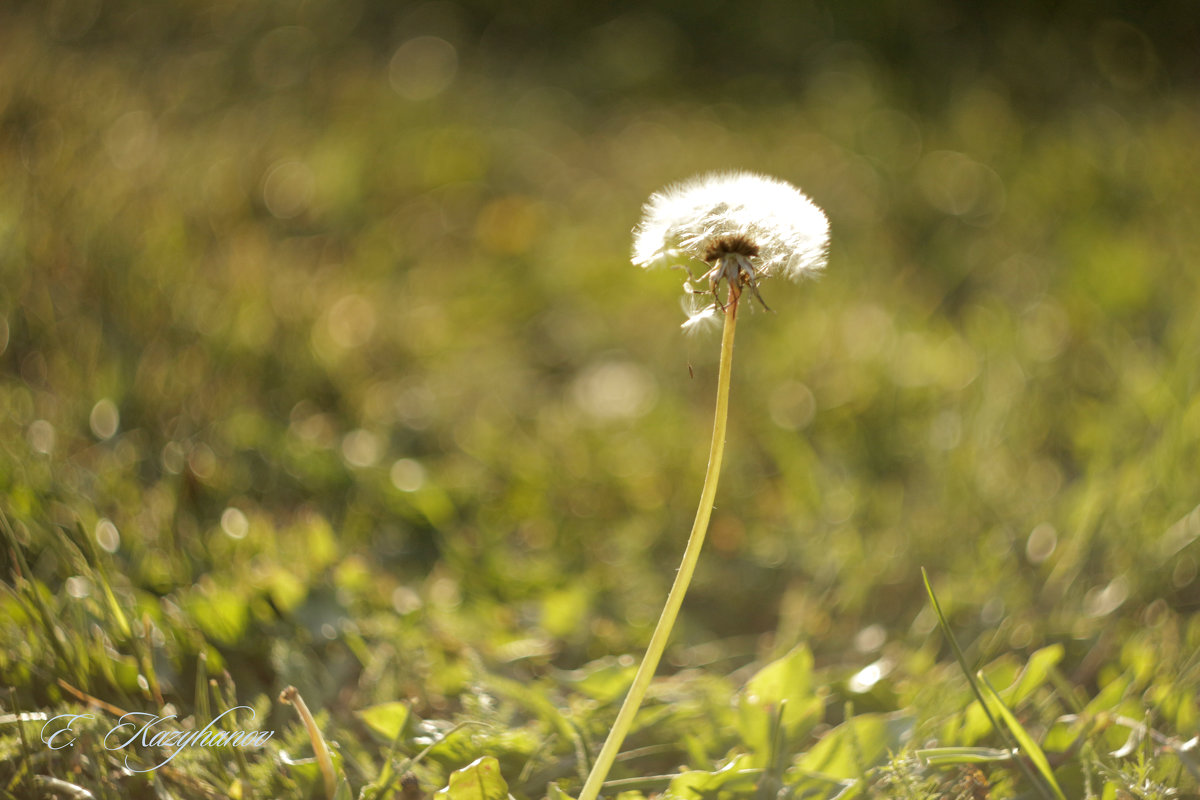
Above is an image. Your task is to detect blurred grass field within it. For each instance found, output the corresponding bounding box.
[2,1,1200,797]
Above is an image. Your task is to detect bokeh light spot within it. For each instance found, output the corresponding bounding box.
[389,36,458,101]
[326,294,377,349]
[1171,555,1196,589]
[89,398,120,440]
[1092,20,1157,90]
[392,585,422,614]
[1026,523,1058,564]
[980,597,1005,626]
[916,150,1006,223]
[28,420,55,454]
[1083,575,1129,618]
[769,381,816,430]
[854,623,886,653]
[65,576,91,599]
[390,458,427,492]
[221,507,250,539]
[342,429,382,468]
[96,519,121,553]
[263,160,315,219]
[162,441,187,474]
[848,658,892,693]
[571,361,657,421]
[188,444,218,481]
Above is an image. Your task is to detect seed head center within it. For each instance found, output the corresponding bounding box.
[703,234,760,263]
[696,237,771,312]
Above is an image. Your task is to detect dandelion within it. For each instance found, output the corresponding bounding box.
[578,173,828,800]
[633,171,829,325]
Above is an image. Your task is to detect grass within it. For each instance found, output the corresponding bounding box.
[2,3,1200,798]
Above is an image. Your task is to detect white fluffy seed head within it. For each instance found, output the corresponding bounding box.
[632,171,830,282]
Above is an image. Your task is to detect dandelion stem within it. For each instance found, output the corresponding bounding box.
[578,288,741,800]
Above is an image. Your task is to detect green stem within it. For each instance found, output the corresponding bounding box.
[578,294,740,800]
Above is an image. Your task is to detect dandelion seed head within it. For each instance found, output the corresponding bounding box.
[632,171,829,283]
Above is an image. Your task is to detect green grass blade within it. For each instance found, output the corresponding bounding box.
[915,746,1016,766]
[921,568,1056,800]
[978,675,1067,800]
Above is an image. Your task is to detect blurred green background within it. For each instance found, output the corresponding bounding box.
[2,0,1199,768]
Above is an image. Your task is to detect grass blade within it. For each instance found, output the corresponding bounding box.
[921,568,1056,800]
[978,675,1067,800]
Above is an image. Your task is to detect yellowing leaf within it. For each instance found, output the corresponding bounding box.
[355,701,410,741]
[434,756,508,800]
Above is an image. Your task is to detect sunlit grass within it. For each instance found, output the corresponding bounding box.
[2,3,1200,798]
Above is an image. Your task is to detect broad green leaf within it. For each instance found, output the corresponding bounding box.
[302,514,339,571]
[410,486,456,528]
[278,753,322,788]
[541,585,590,637]
[423,725,482,768]
[957,698,994,746]
[356,701,410,741]
[264,565,307,613]
[666,753,757,799]
[791,712,915,780]
[1008,644,1064,706]
[434,756,508,800]
[977,657,1021,698]
[736,646,824,766]
[486,672,578,745]
[557,656,637,703]
[184,583,249,645]
[1083,671,1133,716]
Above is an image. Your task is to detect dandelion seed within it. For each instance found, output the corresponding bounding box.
[632,171,829,325]
[679,299,719,335]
